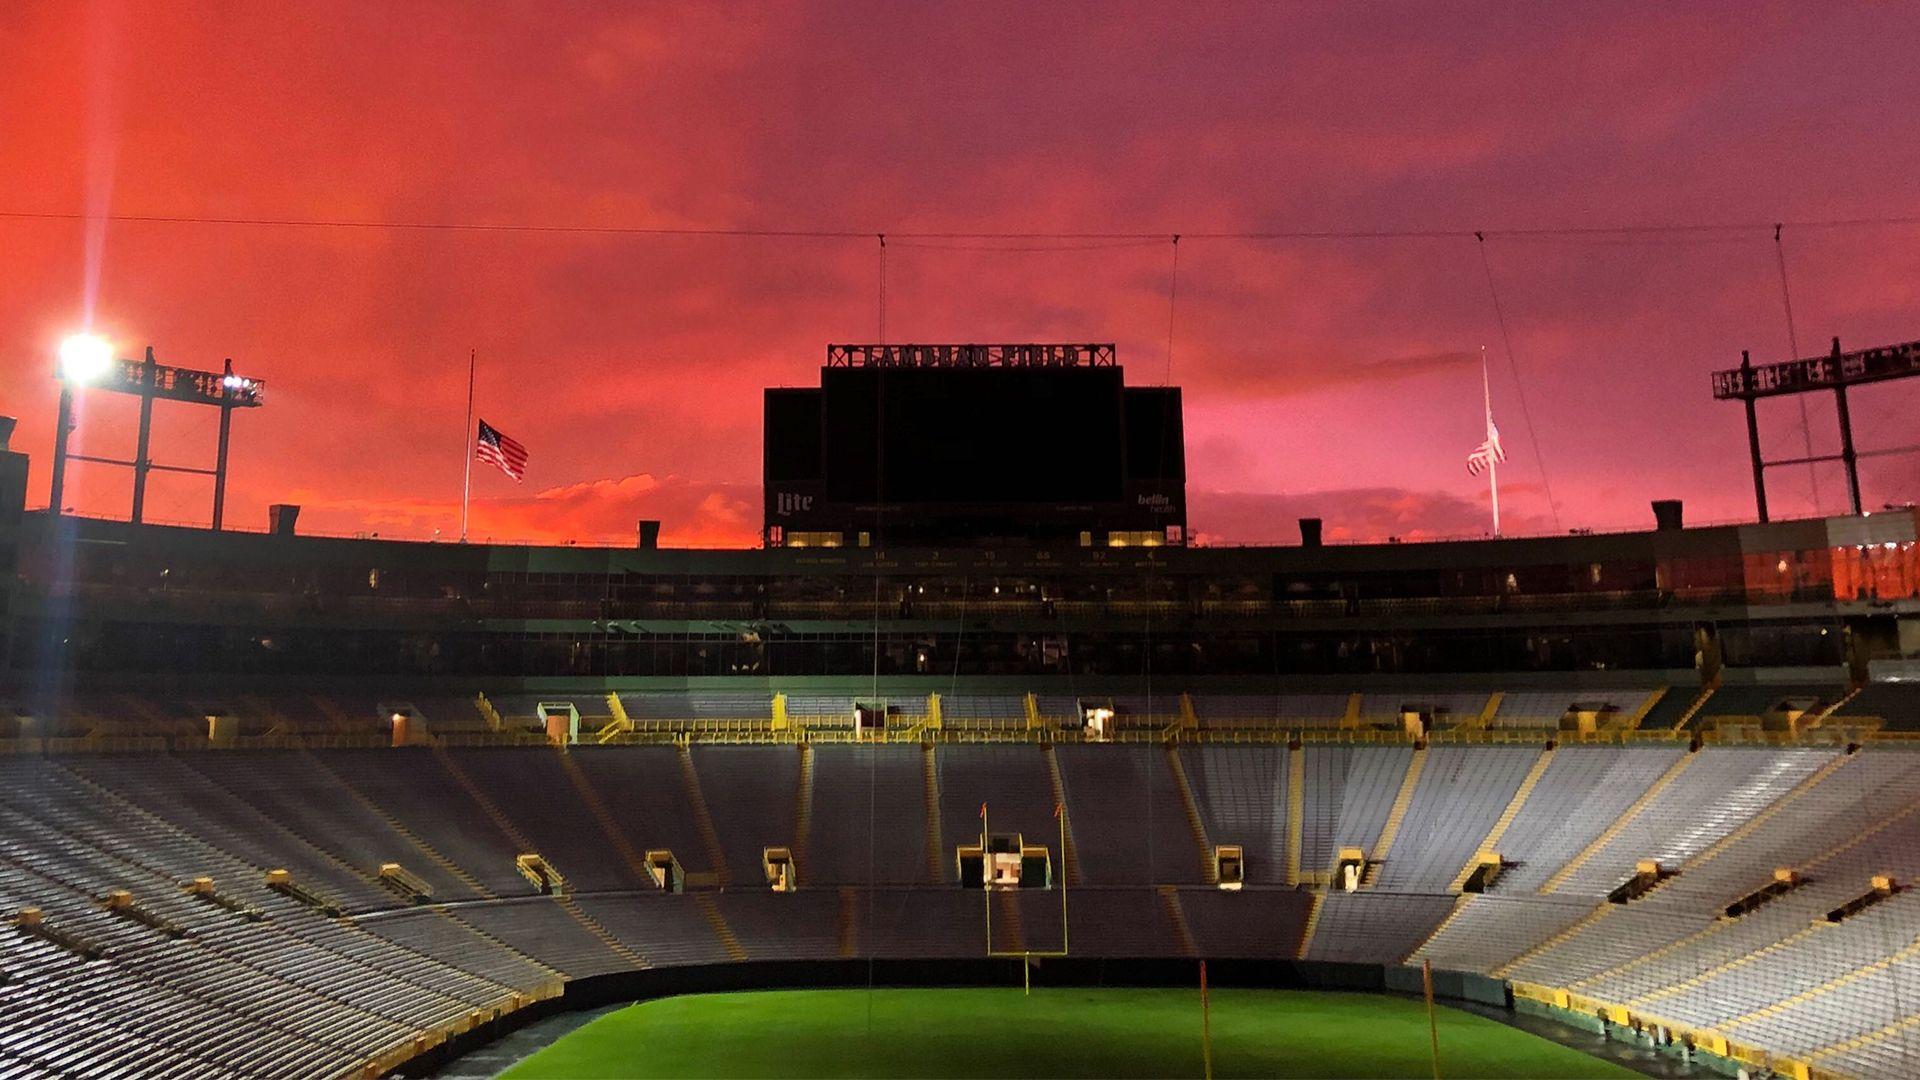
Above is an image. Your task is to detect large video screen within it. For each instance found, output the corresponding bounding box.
[822,367,1125,504]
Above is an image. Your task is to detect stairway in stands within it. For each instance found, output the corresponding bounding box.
[1731,934,1920,1032]
[554,751,652,887]
[1540,749,1697,894]
[1811,684,1866,724]
[1286,744,1304,885]
[693,894,748,962]
[793,745,815,871]
[1630,923,1826,1008]
[1040,745,1081,886]
[1810,958,1920,1068]
[922,745,945,882]
[433,748,646,968]
[1164,746,1216,884]
[557,897,651,967]
[1362,747,1426,886]
[1659,749,1854,892]
[677,746,732,886]
[1670,683,1719,731]
[1491,904,1615,979]
[1606,686,1667,731]
[1448,746,1554,891]
[1295,891,1323,959]
[1156,886,1197,957]
[305,751,495,900]
[1406,894,1476,962]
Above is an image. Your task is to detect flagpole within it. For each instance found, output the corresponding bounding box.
[1483,346,1500,538]
[460,348,476,543]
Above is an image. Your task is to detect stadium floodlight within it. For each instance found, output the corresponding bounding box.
[48,342,265,530]
[58,333,115,384]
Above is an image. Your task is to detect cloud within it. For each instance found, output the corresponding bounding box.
[1189,487,1557,546]
[1189,348,1480,398]
[283,474,759,548]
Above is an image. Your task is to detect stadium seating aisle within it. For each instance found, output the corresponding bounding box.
[1304,892,1458,964]
[446,898,637,980]
[306,748,534,898]
[1372,746,1538,890]
[690,745,801,885]
[1488,745,1687,892]
[1178,744,1289,884]
[1298,745,1414,879]
[804,744,931,884]
[562,747,716,881]
[57,755,395,913]
[436,747,657,893]
[355,907,560,992]
[1052,745,1202,885]
[1543,747,1838,898]
[179,750,492,904]
[0,859,410,1077]
[1410,894,1603,972]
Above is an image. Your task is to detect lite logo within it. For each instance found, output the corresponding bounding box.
[775,493,814,516]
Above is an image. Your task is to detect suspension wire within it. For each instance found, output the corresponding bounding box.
[1145,235,1180,882]
[10,207,1920,240]
[1474,233,1563,532]
[888,238,1164,253]
[1773,224,1824,513]
[866,233,887,1036]
[1164,235,1180,384]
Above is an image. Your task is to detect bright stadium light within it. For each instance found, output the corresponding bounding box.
[58,333,114,384]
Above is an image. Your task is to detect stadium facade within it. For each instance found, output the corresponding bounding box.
[2,349,1920,1080]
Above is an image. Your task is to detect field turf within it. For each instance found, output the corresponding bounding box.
[501,987,1638,1078]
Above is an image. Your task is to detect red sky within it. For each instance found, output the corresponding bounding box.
[3,2,1917,547]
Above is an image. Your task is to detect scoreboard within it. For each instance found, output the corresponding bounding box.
[764,344,1184,547]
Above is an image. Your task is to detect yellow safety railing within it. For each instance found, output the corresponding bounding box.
[1511,979,1816,1080]
[3,714,1918,754]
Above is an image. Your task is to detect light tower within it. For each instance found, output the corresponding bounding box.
[48,335,265,529]
[1713,336,1920,522]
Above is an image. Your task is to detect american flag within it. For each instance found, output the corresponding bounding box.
[1466,417,1505,476]
[474,419,528,481]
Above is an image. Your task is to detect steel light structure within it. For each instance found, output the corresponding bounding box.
[1714,336,1920,521]
[48,341,265,529]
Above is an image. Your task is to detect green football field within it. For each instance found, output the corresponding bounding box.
[500,987,1638,1079]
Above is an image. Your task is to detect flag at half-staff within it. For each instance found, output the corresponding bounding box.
[1465,419,1504,476]
[1466,347,1505,535]
[475,419,528,481]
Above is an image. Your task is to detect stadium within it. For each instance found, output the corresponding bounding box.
[1,335,1918,1080]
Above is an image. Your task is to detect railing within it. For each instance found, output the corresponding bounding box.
[1511,979,1817,1080]
[33,575,1902,629]
[7,716,1920,753]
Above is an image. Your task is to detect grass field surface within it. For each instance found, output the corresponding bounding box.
[502,987,1638,1078]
